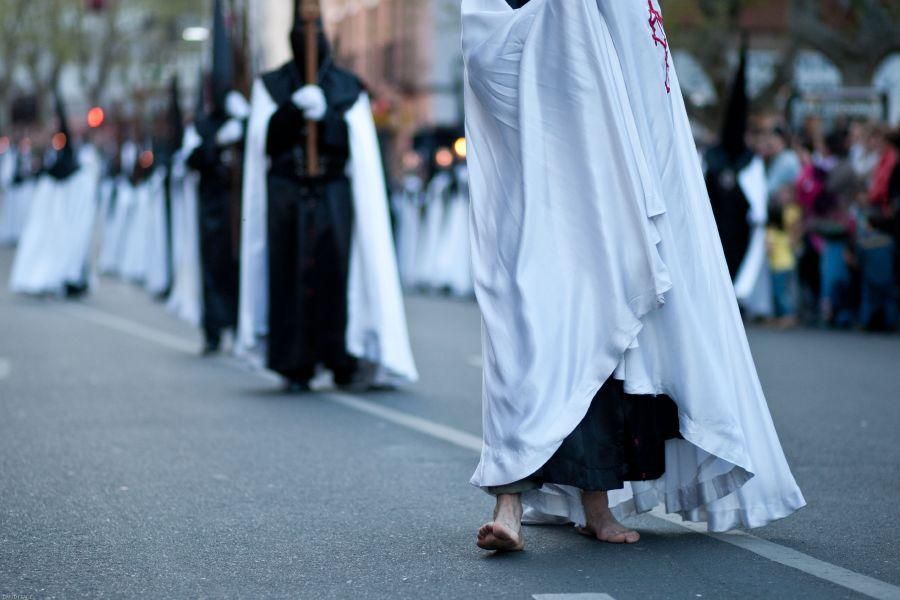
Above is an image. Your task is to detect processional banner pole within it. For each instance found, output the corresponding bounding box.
[300,0,322,176]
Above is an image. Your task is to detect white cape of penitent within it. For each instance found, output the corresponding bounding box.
[415,171,451,290]
[144,167,171,297]
[10,149,100,295]
[392,175,424,289]
[166,135,203,328]
[434,165,474,297]
[0,149,31,246]
[237,79,418,386]
[462,0,805,532]
[733,157,773,319]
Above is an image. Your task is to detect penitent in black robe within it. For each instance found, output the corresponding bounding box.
[261,61,363,385]
[705,147,753,280]
[187,113,240,346]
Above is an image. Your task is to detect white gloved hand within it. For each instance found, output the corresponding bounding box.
[225,91,251,120]
[291,85,327,121]
[215,119,244,146]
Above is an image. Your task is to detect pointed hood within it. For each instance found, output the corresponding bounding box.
[290,0,330,73]
[168,76,185,149]
[47,90,79,180]
[719,38,750,162]
[211,0,233,113]
[194,63,207,121]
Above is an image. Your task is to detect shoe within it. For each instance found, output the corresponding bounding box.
[284,380,311,394]
[201,339,220,356]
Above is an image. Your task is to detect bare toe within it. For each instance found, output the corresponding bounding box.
[476,521,524,552]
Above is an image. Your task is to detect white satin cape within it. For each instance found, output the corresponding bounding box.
[10,148,99,294]
[165,133,203,328]
[734,157,774,318]
[237,80,418,386]
[463,0,805,532]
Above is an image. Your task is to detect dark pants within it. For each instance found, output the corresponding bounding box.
[489,378,680,495]
[859,238,898,330]
[198,187,239,346]
[266,175,357,384]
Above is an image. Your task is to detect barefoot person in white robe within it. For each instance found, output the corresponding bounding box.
[462,0,805,552]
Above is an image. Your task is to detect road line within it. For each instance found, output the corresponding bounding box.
[59,303,198,355]
[0,358,10,380]
[61,303,900,600]
[650,507,900,600]
[327,392,482,452]
[533,595,615,600]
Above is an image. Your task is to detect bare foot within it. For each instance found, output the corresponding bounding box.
[476,493,525,552]
[578,490,640,544]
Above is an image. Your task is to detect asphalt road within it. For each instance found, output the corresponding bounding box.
[1,246,899,600]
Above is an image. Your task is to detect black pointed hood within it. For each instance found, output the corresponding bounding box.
[211,0,233,114]
[194,64,207,120]
[290,1,330,73]
[168,76,185,149]
[719,39,750,163]
[48,90,79,180]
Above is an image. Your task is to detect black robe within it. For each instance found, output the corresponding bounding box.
[261,60,363,385]
[187,113,240,345]
[705,147,754,280]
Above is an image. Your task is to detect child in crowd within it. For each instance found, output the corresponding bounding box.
[766,187,801,328]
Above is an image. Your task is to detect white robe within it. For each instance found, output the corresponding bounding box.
[462,0,804,532]
[165,137,203,328]
[415,171,452,290]
[1,177,35,247]
[391,175,424,289]
[144,167,172,296]
[9,176,60,293]
[733,157,774,318]
[59,146,100,287]
[10,147,100,295]
[119,179,151,283]
[435,165,474,297]
[237,79,418,386]
[0,149,28,246]
[99,143,139,276]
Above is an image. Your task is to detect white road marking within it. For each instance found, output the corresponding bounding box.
[0,358,10,380]
[59,304,198,354]
[650,507,900,600]
[327,392,483,452]
[534,595,615,600]
[60,304,900,600]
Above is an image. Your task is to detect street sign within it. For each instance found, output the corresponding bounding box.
[787,87,888,128]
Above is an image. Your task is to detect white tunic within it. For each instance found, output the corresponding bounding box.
[463,0,805,531]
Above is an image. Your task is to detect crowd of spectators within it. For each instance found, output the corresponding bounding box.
[752,115,899,332]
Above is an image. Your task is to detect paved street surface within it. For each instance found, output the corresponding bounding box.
[1,245,899,600]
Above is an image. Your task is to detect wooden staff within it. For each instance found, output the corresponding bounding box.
[300,0,321,176]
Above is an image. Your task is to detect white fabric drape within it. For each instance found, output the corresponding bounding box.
[0,150,33,246]
[462,0,804,532]
[144,168,172,296]
[9,145,100,294]
[392,176,424,289]
[734,157,773,318]
[166,142,203,328]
